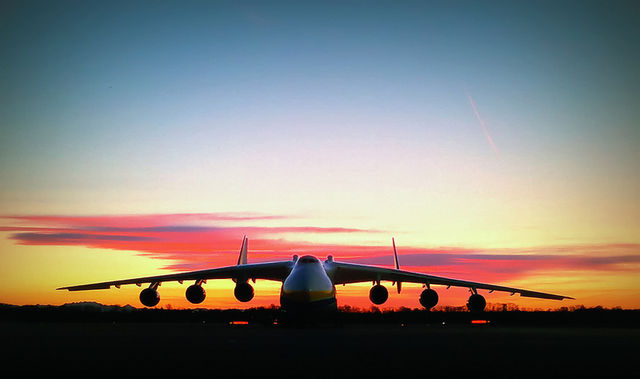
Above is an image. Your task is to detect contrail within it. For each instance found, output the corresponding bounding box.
[466,90,499,155]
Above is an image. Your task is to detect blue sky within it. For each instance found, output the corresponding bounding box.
[1,0,638,243]
[1,0,639,309]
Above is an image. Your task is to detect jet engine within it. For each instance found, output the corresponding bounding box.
[369,284,388,305]
[234,282,254,302]
[467,293,486,312]
[139,288,160,307]
[185,284,206,304]
[419,288,439,309]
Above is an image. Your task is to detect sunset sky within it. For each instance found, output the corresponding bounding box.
[1,1,638,310]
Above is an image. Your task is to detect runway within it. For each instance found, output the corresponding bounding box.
[2,321,636,377]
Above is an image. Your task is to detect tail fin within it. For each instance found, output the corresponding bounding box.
[392,237,400,269]
[237,235,248,265]
[392,237,402,294]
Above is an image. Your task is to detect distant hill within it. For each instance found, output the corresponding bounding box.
[60,301,137,312]
[0,303,637,326]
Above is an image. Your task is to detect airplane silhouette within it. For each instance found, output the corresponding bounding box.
[58,237,573,314]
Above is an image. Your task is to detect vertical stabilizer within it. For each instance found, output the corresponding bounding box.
[237,236,248,265]
[392,237,399,269]
[392,237,402,293]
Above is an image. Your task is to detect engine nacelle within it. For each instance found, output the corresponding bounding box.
[185,284,206,304]
[234,282,254,302]
[467,294,486,312]
[139,288,160,307]
[419,288,439,309]
[369,284,388,305]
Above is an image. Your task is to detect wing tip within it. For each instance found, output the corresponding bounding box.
[520,291,575,300]
[56,284,112,291]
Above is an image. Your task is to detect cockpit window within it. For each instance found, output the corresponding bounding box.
[298,255,319,264]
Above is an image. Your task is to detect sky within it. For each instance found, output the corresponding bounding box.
[1,0,639,310]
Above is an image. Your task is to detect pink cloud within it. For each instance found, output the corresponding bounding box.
[2,213,639,285]
[2,212,289,228]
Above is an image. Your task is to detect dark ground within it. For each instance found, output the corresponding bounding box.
[1,305,637,377]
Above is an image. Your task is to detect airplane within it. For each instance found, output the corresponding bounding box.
[58,236,573,315]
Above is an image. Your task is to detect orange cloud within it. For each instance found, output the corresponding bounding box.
[3,214,638,287]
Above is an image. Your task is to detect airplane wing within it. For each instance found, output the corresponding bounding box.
[57,261,294,291]
[327,261,573,300]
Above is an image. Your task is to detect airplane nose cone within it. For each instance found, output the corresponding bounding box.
[281,264,335,304]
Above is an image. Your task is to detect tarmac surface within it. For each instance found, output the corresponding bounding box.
[1,321,636,377]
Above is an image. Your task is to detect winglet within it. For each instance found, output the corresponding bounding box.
[237,235,248,265]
